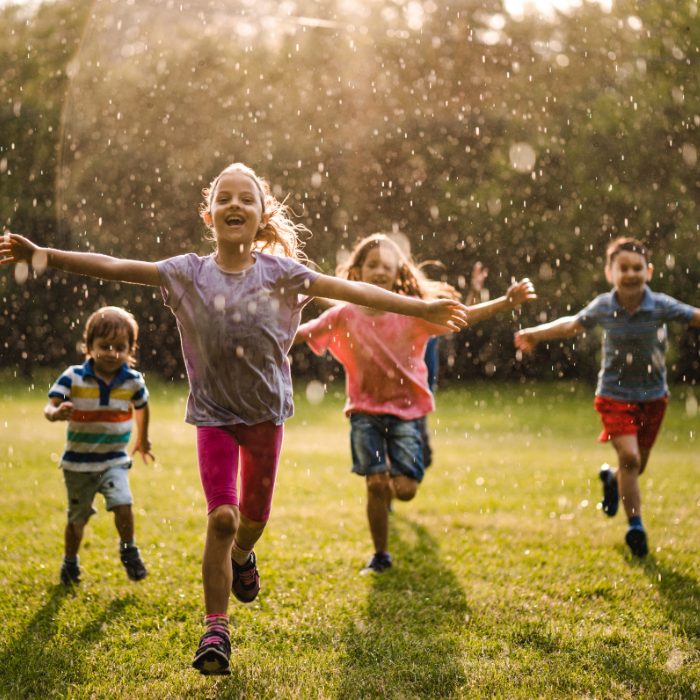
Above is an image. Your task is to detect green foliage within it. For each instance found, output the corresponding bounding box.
[1,380,699,697]
[1,0,699,381]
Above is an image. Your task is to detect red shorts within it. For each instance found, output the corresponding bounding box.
[594,395,667,450]
[196,421,284,521]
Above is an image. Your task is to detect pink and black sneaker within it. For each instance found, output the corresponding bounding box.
[231,551,261,603]
[192,629,231,676]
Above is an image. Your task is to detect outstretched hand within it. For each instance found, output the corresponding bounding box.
[0,233,44,267]
[514,329,539,354]
[506,278,537,307]
[130,437,156,465]
[424,299,469,331]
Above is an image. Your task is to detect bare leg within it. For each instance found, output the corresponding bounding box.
[112,504,135,542]
[64,522,85,559]
[366,473,391,553]
[391,475,419,502]
[611,435,643,519]
[231,513,267,564]
[202,504,239,615]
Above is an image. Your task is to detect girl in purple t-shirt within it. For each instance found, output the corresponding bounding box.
[1,163,470,676]
[295,234,536,575]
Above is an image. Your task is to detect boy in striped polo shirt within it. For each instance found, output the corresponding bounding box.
[45,306,155,585]
[515,238,700,557]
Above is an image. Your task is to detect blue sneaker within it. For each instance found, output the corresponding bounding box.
[599,464,619,517]
[625,525,648,558]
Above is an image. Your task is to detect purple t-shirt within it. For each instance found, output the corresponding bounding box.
[157,252,319,426]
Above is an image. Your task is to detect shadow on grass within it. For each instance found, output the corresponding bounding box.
[638,557,700,640]
[336,515,469,699]
[0,585,139,699]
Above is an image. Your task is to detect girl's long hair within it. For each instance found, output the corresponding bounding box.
[336,233,460,301]
[199,163,308,261]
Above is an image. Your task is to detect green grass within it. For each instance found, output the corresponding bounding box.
[1,375,699,698]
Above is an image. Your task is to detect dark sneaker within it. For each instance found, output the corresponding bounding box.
[60,561,81,586]
[231,551,260,603]
[120,545,148,581]
[599,464,619,517]
[625,525,648,558]
[192,630,231,676]
[359,552,393,575]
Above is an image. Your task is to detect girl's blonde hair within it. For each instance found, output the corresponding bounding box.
[336,233,460,301]
[199,163,308,261]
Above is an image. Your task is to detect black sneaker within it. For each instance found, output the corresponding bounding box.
[359,552,393,575]
[60,561,81,586]
[231,551,260,603]
[625,525,648,558]
[192,630,231,676]
[120,545,148,581]
[599,463,619,517]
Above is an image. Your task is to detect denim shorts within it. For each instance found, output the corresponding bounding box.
[63,465,134,524]
[350,413,425,482]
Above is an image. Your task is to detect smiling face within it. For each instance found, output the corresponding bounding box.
[88,331,132,379]
[205,170,268,252]
[360,242,400,291]
[605,250,653,296]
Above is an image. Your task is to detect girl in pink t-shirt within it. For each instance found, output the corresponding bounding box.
[295,234,536,574]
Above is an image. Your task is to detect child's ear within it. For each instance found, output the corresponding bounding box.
[646,263,654,280]
[604,265,614,284]
[203,211,213,228]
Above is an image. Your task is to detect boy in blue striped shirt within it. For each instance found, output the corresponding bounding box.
[45,306,155,585]
[515,238,700,557]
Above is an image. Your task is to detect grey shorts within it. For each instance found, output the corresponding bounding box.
[63,465,133,524]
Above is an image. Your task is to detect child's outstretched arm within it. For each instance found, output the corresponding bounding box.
[307,275,468,331]
[690,308,700,327]
[0,233,161,287]
[131,404,156,464]
[514,315,585,353]
[462,278,537,325]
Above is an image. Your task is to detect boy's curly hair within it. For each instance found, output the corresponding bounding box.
[336,233,460,301]
[83,307,139,367]
[606,237,650,267]
[199,163,308,261]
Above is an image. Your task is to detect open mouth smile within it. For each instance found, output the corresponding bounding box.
[225,213,245,227]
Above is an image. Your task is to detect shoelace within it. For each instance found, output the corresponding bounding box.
[238,563,257,587]
[201,630,229,648]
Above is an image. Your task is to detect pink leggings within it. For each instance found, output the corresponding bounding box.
[196,422,284,522]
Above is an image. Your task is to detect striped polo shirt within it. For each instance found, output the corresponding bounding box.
[48,360,149,472]
[577,286,695,402]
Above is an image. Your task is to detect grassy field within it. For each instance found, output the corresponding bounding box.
[0,373,699,699]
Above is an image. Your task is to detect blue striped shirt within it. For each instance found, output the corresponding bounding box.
[48,360,149,472]
[577,286,695,401]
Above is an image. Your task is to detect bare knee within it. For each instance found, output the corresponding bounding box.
[618,449,641,473]
[393,477,419,501]
[208,505,239,538]
[366,473,390,499]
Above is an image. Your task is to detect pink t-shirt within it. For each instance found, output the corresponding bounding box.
[298,304,448,420]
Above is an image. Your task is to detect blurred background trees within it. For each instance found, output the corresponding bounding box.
[1,0,699,388]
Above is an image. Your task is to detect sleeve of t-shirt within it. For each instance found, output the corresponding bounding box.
[280,258,321,310]
[48,368,73,401]
[297,305,343,356]
[576,295,605,330]
[156,254,194,313]
[658,293,696,324]
[130,374,150,409]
